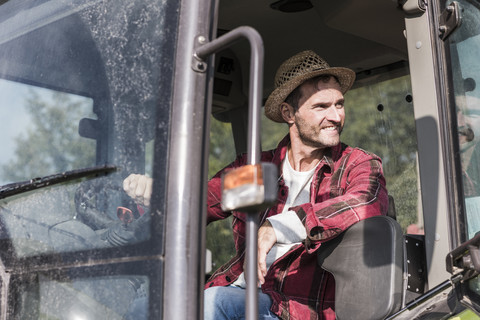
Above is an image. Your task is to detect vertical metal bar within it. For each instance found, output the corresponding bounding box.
[245,213,259,320]
[196,26,264,320]
[163,0,216,319]
[245,29,263,320]
[244,30,264,166]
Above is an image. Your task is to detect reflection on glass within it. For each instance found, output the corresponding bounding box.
[0,0,168,317]
[0,0,166,256]
[0,79,96,186]
[449,0,480,241]
[145,139,155,177]
[447,0,480,304]
[16,275,148,319]
[343,72,420,234]
[0,176,151,257]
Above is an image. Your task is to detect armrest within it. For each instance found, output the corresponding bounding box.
[317,215,404,320]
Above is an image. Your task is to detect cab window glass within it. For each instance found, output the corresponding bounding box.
[448,0,480,241]
[342,69,420,233]
[0,0,176,318]
[446,0,480,301]
[0,79,95,185]
[14,275,149,320]
[0,0,169,257]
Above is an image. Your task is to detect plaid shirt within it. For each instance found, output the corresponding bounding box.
[205,135,389,319]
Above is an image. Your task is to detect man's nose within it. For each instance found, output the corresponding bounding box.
[325,105,341,122]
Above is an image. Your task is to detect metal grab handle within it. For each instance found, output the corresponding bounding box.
[195,26,264,165]
[195,26,264,320]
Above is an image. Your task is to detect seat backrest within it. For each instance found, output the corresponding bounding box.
[317,215,403,320]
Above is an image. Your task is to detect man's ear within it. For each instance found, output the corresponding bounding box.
[281,103,295,124]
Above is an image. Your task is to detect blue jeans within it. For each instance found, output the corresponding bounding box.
[204,285,279,320]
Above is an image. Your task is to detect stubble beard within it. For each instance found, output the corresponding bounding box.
[295,117,343,149]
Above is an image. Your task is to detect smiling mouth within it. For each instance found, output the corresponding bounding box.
[321,126,338,132]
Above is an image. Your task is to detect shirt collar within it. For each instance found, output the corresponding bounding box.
[272,134,343,173]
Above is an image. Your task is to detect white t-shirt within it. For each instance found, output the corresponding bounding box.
[232,152,316,288]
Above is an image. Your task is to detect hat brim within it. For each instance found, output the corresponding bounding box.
[264,67,356,123]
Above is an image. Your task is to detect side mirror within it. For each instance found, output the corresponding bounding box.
[445,232,480,314]
[79,118,99,139]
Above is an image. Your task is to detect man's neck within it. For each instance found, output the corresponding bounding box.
[287,143,324,172]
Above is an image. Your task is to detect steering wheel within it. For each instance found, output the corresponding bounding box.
[74,178,139,230]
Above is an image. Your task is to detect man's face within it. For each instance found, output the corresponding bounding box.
[292,78,345,149]
[457,95,480,147]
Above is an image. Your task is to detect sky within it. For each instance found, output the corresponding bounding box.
[0,79,93,185]
[0,78,32,170]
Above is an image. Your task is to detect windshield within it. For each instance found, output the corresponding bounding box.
[0,0,177,318]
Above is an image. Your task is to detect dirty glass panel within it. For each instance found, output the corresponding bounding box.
[0,0,168,256]
[0,80,95,185]
[446,0,480,302]
[14,274,148,319]
[0,176,150,257]
[448,0,480,241]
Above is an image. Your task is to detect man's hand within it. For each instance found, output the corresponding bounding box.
[257,220,277,285]
[123,174,153,207]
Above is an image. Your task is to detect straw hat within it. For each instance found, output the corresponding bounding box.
[264,50,356,123]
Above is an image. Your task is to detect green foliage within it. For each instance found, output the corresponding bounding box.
[261,113,288,151]
[206,216,235,272]
[389,162,420,232]
[208,116,236,178]
[207,117,236,270]
[1,90,95,182]
[206,114,287,271]
[342,75,420,229]
[342,76,417,178]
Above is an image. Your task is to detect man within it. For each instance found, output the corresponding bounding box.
[123,50,389,319]
[203,50,388,320]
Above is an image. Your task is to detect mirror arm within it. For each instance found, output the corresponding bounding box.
[194,26,265,320]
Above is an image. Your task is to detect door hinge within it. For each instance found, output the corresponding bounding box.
[439,1,462,41]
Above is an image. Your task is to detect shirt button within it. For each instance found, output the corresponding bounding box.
[225,276,231,282]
